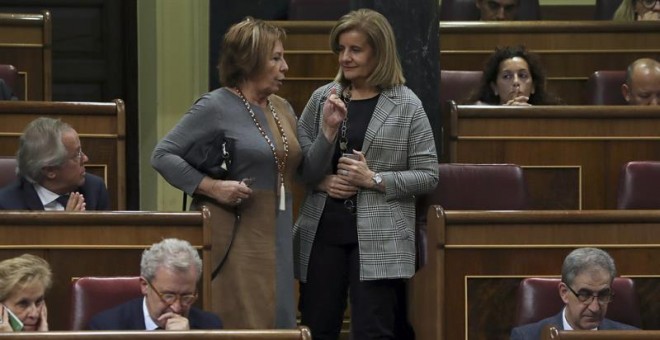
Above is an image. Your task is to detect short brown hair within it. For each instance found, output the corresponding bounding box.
[0,254,52,301]
[218,17,286,87]
[330,9,405,89]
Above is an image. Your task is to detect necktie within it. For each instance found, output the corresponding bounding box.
[55,194,70,208]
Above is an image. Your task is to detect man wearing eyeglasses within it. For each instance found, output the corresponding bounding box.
[510,248,638,339]
[0,117,109,211]
[88,238,222,330]
[622,58,660,106]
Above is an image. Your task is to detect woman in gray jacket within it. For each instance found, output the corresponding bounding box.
[294,8,438,340]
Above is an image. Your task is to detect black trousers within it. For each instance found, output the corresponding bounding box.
[299,241,414,340]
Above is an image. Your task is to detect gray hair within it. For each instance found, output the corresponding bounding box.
[561,247,617,286]
[17,117,72,183]
[140,238,202,281]
[0,254,52,302]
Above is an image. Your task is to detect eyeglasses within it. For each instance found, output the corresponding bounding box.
[71,148,85,162]
[146,280,198,306]
[563,282,614,305]
[641,0,660,9]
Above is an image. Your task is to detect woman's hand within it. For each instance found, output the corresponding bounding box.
[198,177,253,207]
[317,175,358,199]
[0,305,13,332]
[504,96,531,106]
[321,88,347,142]
[336,151,380,190]
[64,192,86,211]
[36,304,48,331]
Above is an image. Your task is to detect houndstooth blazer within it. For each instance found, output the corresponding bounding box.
[294,82,439,282]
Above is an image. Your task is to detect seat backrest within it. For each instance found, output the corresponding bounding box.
[594,0,624,20]
[0,64,19,96]
[585,70,627,105]
[513,277,642,328]
[440,70,482,106]
[440,0,541,21]
[617,161,660,209]
[69,276,143,330]
[428,163,529,210]
[288,0,350,20]
[0,157,18,189]
[415,163,528,269]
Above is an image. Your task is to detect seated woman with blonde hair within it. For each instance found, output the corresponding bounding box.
[466,45,562,106]
[0,254,52,332]
[613,0,660,21]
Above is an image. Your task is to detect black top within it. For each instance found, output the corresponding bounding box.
[316,94,379,245]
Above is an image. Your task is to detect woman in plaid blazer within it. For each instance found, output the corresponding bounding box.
[294,9,438,339]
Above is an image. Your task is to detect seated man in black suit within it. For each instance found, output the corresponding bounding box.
[0,117,109,210]
[88,238,222,330]
[511,248,638,339]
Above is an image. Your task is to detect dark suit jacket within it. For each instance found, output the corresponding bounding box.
[0,79,17,100]
[511,311,638,340]
[87,298,222,330]
[0,174,110,210]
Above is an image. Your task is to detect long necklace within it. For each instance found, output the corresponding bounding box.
[235,88,289,211]
[339,86,352,153]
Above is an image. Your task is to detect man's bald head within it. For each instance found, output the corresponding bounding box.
[622,58,660,106]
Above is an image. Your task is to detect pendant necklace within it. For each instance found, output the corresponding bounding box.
[339,86,352,153]
[235,88,289,211]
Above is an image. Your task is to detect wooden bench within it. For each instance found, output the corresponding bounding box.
[446,103,660,210]
[0,11,52,100]
[410,208,660,340]
[0,99,126,209]
[0,327,312,339]
[0,209,211,331]
[543,326,660,339]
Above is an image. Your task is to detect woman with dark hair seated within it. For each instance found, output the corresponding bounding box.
[466,45,562,106]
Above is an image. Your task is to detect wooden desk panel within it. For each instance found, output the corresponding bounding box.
[448,105,660,210]
[410,208,660,340]
[0,100,126,209]
[0,11,52,100]
[0,210,211,331]
[0,327,312,339]
[544,329,660,339]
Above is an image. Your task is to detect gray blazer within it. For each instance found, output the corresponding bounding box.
[510,311,638,340]
[294,82,438,282]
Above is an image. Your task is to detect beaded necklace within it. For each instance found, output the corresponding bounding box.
[235,88,289,211]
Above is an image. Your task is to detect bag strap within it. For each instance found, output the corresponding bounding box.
[211,209,240,279]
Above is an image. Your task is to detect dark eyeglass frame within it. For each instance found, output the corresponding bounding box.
[641,0,660,9]
[563,282,614,305]
[146,279,198,306]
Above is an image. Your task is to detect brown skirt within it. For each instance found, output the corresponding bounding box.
[192,190,278,328]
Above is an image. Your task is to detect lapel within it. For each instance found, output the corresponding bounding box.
[19,178,45,210]
[362,86,397,154]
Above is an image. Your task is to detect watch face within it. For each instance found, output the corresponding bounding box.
[373,173,383,184]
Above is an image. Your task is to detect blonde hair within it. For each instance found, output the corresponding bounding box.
[0,254,52,302]
[218,17,286,87]
[613,0,636,21]
[330,9,405,89]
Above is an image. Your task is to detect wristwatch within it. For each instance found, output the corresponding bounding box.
[371,172,383,187]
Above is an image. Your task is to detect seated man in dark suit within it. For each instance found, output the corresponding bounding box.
[0,117,109,210]
[476,0,520,20]
[88,238,222,331]
[511,248,638,340]
[622,58,660,106]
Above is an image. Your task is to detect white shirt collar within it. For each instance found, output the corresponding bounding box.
[33,183,64,211]
[562,307,598,331]
[142,297,159,331]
